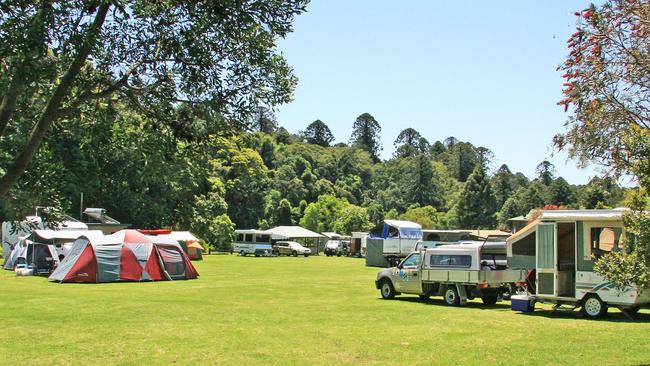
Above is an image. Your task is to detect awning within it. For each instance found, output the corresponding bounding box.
[33,229,103,241]
[186,241,203,250]
[266,226,324,240]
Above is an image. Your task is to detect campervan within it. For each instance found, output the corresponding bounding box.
[234,229,273,257]
[507,209,650,318]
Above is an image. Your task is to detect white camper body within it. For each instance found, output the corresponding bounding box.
[506,209,650,318]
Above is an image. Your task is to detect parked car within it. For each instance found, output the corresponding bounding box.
[324,240,346,256]
[274,241,311,257]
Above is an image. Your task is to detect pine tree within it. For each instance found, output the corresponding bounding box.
[350,113,382,162]
[456,165,497,229]
[304,119,335,147]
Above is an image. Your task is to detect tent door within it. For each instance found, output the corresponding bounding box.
[536,223,556,296]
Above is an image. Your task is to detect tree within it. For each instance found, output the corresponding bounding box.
[304,120,335,147]
[535,160,556,186]
[549,177,574,206]
[332,205,372,234]
[251,107,278,134]
[277,199,293,225]
[455,165,498,229]
[555,1,650,185]
[393,128,428,158]
[492,164,515,209]
[0,1,307,196]
[350,113,382,162]
[399,206,440,229]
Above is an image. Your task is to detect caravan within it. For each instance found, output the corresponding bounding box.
[507,209,650,318]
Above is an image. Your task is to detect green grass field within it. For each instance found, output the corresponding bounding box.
[1,255,649,365]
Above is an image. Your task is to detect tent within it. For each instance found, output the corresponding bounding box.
[49,230,198,283]
[155,231,204,260]
[3,238,60,274]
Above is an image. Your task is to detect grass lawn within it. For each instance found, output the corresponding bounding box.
[1,255,649,365]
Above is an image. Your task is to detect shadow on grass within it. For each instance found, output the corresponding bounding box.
[383,296,513,310]
[515,307,650,323]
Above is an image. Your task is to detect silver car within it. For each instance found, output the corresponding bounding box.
[274,241,311,257]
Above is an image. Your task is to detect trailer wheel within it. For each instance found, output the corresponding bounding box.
[444,286,460,306]
[481,295,498,305]
[239,250,245,256]
[380,279,396,299]
[582,294,608,319]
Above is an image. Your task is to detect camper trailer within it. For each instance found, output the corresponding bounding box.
[366,220,423,267]
[234,229,273,256]
[506,209,650,318]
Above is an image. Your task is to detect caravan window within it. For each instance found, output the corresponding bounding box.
[429,255,472,268]
[399,228,423,240]
[256,235,270,243]
[590,227,624,260]
[236,233,244,242]
[244,234,252,242]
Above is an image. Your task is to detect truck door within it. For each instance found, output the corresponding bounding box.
[395,253,422,294]
[536,223,556,297]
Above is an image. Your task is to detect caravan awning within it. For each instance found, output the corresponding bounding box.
[33,229,103,241]
[266,226,324,240]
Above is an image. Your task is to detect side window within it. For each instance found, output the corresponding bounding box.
[236,234,244,242]
[401,254,421,267]
[590,227,624,260]
[429,255,471,268]
[257,235,270,243]
[244,234,252,242]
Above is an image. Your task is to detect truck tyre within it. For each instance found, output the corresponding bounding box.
[292,250,298,257]
[380,279,396,300]
[582,294,608,319]
[443,286,460,306]
[481,295,498,305]
[304,254,309,257]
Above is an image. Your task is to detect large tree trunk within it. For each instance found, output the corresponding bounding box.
[0,3,111,197]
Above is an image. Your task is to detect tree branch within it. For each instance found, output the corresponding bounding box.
[0,2,112,197]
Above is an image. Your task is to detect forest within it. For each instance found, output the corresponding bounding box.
[0,104,626,250]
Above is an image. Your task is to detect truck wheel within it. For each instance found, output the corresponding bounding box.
[304,254,309,257]
[444,286,460,306]
[380,280,396,299]
[292,250,298,257]
[481,295,498,305]
[582,294,608,319]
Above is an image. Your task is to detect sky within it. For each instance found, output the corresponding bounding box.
[273,0,619,185]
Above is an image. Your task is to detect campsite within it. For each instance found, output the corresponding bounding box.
[2,1,650,365]
[1,255,649,365]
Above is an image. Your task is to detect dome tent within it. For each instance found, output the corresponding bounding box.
[49,230,198,283]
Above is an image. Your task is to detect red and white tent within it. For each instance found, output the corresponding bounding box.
[49,230,198,283]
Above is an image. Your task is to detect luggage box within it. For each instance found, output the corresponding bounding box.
[511,294,535,312]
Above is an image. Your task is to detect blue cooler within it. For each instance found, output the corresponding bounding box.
[511,295,535,313]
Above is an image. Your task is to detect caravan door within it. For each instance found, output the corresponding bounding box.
[536,223,557,297]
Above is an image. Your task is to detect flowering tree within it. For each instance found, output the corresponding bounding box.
[555,0,650,291]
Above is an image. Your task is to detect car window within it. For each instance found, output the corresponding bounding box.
[401,254,421,267]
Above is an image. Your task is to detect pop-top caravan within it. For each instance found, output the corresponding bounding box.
[366,220,423,267]
[506,209,650,318]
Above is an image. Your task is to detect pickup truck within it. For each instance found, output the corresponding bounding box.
[375,243,526,306]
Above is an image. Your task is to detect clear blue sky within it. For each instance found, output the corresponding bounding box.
[275,1,607,185]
